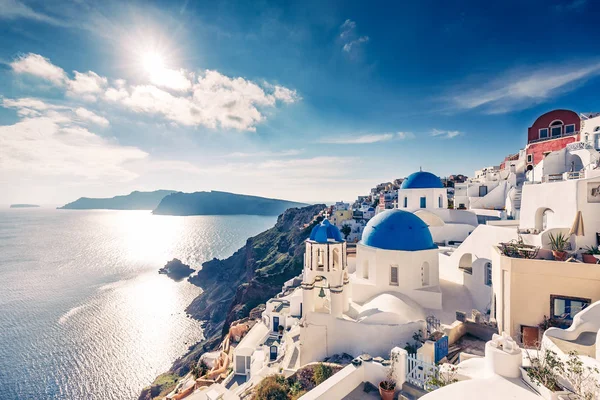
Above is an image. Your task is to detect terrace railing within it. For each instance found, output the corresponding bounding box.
[528,131,579,144]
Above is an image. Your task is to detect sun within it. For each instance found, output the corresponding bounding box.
[142,51,165,75]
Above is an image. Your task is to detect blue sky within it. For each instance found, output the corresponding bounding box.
[1,0,599,205]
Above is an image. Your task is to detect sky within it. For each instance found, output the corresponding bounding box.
[1,0,600,205]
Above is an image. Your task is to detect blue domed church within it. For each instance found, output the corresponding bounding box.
[397,170,448,210]
[299,210,443,364]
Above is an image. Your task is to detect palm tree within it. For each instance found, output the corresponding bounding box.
[340,224,351,240]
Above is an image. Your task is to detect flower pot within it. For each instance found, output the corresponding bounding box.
[379,382,395,400]
[552,251,568,261]
[583,254,598,264]
[520,367,570,400]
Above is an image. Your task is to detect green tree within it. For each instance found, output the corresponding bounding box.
[340,224,351,240]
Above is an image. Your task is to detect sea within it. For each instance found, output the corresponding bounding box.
[0,209,276,400]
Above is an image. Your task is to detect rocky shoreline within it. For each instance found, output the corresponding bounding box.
[139,204,324,399]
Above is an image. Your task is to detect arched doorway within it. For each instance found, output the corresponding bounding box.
[535,207,554,232]
[459,253,473,274]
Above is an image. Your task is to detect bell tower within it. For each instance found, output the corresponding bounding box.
[301,219,349,318]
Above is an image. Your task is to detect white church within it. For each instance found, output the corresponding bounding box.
[298,211,453,365]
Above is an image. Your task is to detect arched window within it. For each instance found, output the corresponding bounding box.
[550,120,563,137]
[542,209,552,231]
[421,262,430,286]
[438,195,443,208]
[362,260,369,279]
[390,265,399,286]
[332,248,340,271]
[317,249,324,271]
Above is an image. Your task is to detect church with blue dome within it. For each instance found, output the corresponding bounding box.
[397,170,448,210]
[299,209,443,364]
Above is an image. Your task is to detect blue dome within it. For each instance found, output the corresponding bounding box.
[361,210,437,251]
[401,171,444,189]
[309,219,344,243]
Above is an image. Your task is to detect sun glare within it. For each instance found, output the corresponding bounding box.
[142,51,165,75]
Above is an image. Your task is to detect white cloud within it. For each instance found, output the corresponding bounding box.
[320,132,413,144]
[431,129,462,139]
[340,19,356,38]
[67,71,108,101]
[397,131,415,139]
[75,107,109,127]
[0,0,66,26]
[108,69,299,131]
[226,149,303,158]
[450,62,600,114]
[343,36,369,52]
[10,53,67,85]
[0,116,146,181]
[339,19,369,53]
[148,67,193,92]
[11,53,300,132]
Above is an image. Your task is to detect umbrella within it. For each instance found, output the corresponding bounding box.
[568,211,585,236]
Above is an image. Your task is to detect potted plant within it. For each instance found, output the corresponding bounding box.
[582,246,600,264]
[522,348,570,400]
[548,232,569,261]
[379,351,397,400]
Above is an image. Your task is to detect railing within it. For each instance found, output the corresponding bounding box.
[528,131,579,144]
[406,353,438,389]
[566,142,594,151]
[542,170,585,183]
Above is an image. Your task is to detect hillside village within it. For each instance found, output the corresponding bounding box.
[163,109,600,400]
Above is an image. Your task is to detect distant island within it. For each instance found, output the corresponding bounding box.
[58,190,176,210]
[152,190,309,216]
[10,204,40,208]
[158,259,195,281]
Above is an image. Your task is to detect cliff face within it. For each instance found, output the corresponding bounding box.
[153,204,324,383]
[59,190,176,210]
[152,190,308,216]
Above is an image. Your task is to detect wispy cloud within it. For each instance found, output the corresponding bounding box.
[449,61,600,114]
[11,53,301,131]
[0,0,67,27]
[319,132,413,144]
[226,149,303,158]
[339,19,369,53]
[431,129,462,139]
[340,19,356,39]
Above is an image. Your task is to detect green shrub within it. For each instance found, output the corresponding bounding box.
[255,375,290,400]
[313,363,333,385]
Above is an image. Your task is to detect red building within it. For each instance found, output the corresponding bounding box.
[525,109,580,167]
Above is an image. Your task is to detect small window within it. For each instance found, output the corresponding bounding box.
[421,262,430,286]
[403,197,408,208]
[390,265,399,286]
[539,128,548,139]
[485,262,492,286]
[527,154,533,163]
[565,124,575,134]
[420,197,426,208]
[362,261,369,279]
[551,125,562,137]
[551,295,590,320]
[438,195,442,208]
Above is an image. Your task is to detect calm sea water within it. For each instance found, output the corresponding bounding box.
[0,209,276,400]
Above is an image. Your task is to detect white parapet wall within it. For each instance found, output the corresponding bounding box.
[298,348,407,400]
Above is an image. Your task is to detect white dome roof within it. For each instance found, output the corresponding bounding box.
[356,293,426,325]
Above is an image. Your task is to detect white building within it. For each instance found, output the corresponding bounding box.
[298,212,472,365]
[395,171,479,245]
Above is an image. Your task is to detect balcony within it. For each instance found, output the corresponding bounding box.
[528,130,579,144]
[541,170,586,183]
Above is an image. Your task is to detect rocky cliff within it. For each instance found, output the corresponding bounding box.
[59,190,176,210]
[152,190,308,216]
[139,203,324,399]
